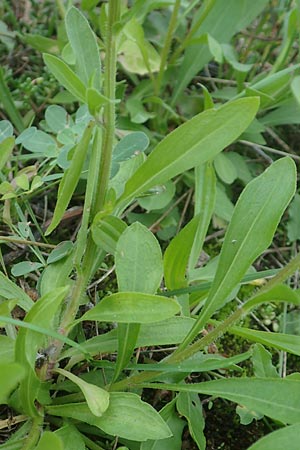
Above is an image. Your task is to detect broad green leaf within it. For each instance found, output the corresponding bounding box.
[140,399,185,450]
[46,392,172,441]
[55,424,85,450]
[138,180,175,211]
[0,336,14,364]
[182,157,296,347]
[43,53,86,102]
[0,137,14,170]
[145,378,300,424]
[65,7,102,91]
[40,249,74,296]
[113,132,149,163]
[92,215,127,255]
[79,292,180,324]
[116,223,163,293]
[11,261,44,277]
[214,152,237,184]
[252,344,279,378]
[35,432,63,450]
[47,241,73,264]
[16,128,56,154]
[176,392,206,450]
[0,271,33,311]
[15,287,69,416]
[117,97,259,206]
[55,368,109,417]
[248,424,300,450]
[230,326,300,356]
[0,363,26,404]
[114,223,163,380]
[189,161,216,270]
[46,122,94,235]
[45,105,68,133]
[291,75,300,106]
[0,120,13,142]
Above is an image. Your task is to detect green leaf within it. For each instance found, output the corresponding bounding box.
[0,120,13,142]
[247,424,300,450]
[11,261,44,277]
[46,392,172,441]
[55,424,85,450]
[55,368,109,417]
[16,128,56,154]
[230,326,300,356]
[45,105,68,133]
[118,97,259,206]
[0,363,26,404]
[0,271,34,311]
[113,132,149,163]
[40,249,74,296]
[114,222,163,380]
[176,392,206,450]
[15,287,69,416]
[164,215,204,290]
[22,34,63,54]
[86,88,110,115]
[0,299,18,326]
[65,6,102,91]
[214,152,237,184]
[43,53,87,102]
[145,378,300,424]
[287,193,300,242]
[138,180,175,211]
[116,223,163,293]
[91,215,127,255]
[189,161,216,270]
[79,292,180,324]
[35,432,63,450]
[252,344,279,378]
[245,284,300,310]
[183,157,296,346]
[0,336,15,364]
[46,122,94,235]
[47,241,73,264]
[0,137,14,171]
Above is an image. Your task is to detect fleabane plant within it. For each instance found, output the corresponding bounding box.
[0,3,300,450]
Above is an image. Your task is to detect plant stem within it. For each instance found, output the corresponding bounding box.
[22,417,43,450]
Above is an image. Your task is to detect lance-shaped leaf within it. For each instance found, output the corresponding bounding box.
[55,368,109,417]
[43,53,86,102]
[145,378,300,424]
[79,292,180,324]
[117,97,259,206]
[181,157,296,347]
[46,122,94,235]
[65,7,102,91]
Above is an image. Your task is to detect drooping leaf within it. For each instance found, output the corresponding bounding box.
[252,344,279,378]
[117,97,259,207]
[46,392,172,441]
[55,368,109,417]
